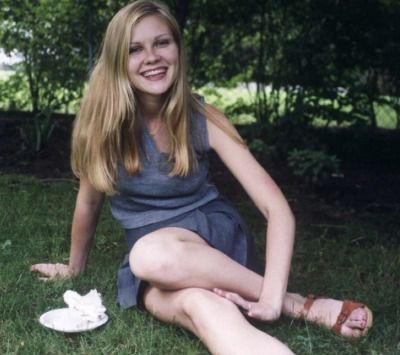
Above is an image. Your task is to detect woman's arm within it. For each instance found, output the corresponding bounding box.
[206,105,295,319]
[31,177,105,279]
[68,177,105,274]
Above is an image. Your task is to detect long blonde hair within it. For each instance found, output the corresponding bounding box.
[71,0,243,195]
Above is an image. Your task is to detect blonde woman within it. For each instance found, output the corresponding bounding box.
[31,1,372,354]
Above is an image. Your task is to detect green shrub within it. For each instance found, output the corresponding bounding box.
[197,86,257,124]
[224,97,257,125]
[287,148,341,185]
[0,71,31,111]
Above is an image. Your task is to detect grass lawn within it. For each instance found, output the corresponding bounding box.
[0,174,399,354]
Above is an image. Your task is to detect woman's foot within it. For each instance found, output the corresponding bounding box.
[287,294,373,337]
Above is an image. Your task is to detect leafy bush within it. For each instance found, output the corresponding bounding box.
[287,148,341,185]
[197,86,257,124]
[224,97,257,125]
[0,71,31,111]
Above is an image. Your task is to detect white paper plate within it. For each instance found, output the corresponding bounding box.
[39,308,108,333]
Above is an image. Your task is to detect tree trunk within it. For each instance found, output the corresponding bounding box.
[86,0,94,76]
[24,54,39,113]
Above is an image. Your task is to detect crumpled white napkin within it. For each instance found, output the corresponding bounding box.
[63,289,107,322]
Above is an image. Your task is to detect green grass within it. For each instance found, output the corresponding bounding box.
[0,174,399,354]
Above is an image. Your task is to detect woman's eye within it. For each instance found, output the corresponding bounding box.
[156,39,170,48]
[129,47,141,54]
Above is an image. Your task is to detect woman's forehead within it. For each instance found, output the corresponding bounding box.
[130,15,172,42]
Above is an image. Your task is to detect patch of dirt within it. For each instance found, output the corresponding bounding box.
[0,113,73,179]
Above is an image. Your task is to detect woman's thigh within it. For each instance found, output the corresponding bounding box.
[129,226,263,299]
[140,226,210,245]
[128,227,211,275]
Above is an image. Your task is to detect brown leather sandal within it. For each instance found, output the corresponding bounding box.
[302,295,373,337]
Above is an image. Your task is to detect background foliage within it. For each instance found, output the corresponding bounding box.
[0,0,399,181]
[1,0,399,118]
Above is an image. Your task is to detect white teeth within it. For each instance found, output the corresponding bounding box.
[143,68,166,77]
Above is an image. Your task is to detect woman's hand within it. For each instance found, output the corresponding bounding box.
[30,263,75,281]
[213,288,282,322]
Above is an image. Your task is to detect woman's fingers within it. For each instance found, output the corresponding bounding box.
[213,288,229,298]
[30,263,59,276]
[213,288,251,311]
[213,288,281,322]
[225,293,252,311]
[30,263,71,280]
[30,263,53,276]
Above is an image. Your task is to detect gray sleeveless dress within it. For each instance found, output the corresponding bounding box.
[110,102,262,308]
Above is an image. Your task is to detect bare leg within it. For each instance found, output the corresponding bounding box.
[130,227,370,336]
[130,227,262,300]
[143,286,294,355]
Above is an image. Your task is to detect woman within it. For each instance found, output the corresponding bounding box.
[31,1,372,354]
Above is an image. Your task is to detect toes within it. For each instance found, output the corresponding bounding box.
[342,326,363,338]
[346,308,368,329]
[346,318,366,329]
[340,306,372,337]
[350,307,367,321]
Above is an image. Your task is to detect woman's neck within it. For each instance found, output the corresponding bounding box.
[137,93,165,121]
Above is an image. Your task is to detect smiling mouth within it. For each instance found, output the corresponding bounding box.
[141,67,167,79]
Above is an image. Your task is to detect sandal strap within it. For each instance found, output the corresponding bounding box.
[302,294,330,317]
[300,294,326,319]
[301,294,317,317]
[332,300,365,334]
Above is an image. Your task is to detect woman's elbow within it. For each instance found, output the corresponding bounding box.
[263,199,295,225]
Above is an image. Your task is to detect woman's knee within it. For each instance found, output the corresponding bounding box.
[142,287,216,332]
[179,288,238,330]
[129,231,184,282]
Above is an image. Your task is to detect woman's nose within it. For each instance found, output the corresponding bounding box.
[144,48,160,64]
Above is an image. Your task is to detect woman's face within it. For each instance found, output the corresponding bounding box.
[127,15,179,101]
